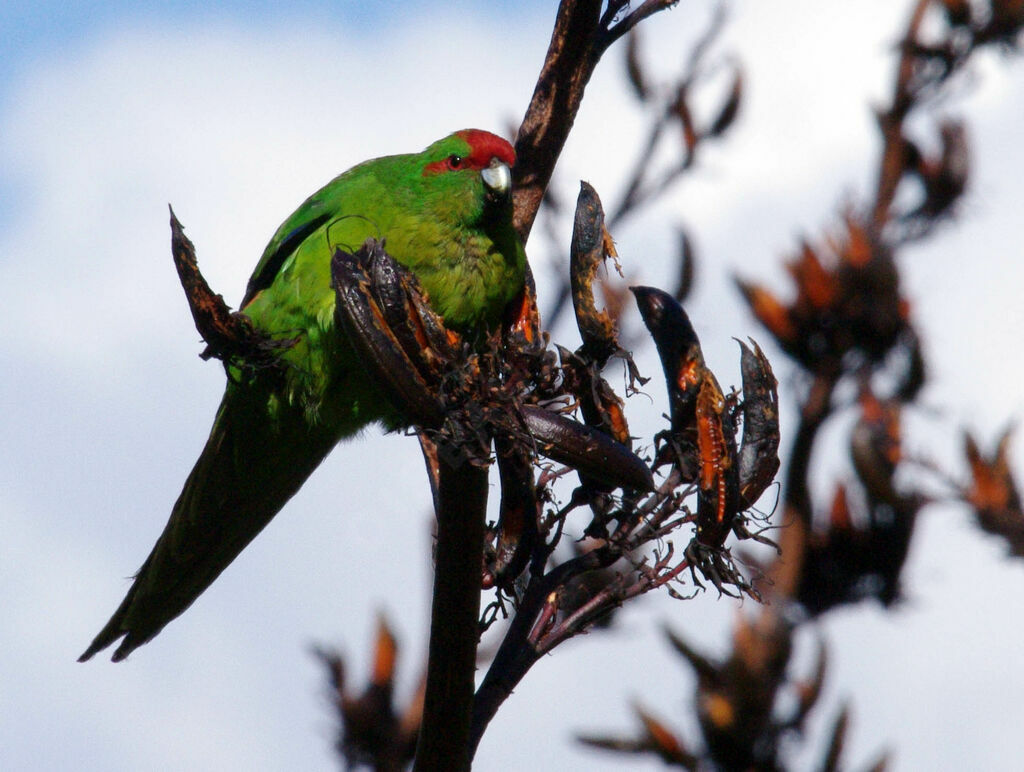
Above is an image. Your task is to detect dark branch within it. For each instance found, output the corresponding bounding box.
[512,0,677,243]
[413,453,489,772]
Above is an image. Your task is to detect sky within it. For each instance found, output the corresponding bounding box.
[2,1,1024,770]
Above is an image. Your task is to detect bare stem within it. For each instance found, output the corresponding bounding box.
[413,451,489,772]
[871,0,932,231]
[512,0,678,243]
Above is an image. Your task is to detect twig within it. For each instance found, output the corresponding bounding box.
[871,0,932,231]
[608,4,728,227]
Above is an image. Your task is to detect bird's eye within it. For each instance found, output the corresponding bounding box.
[447,154,464,170]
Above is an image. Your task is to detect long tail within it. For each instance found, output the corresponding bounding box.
[80,390,338,662]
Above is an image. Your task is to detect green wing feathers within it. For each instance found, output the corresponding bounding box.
[79,389,341,661]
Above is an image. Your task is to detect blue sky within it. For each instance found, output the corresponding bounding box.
[0,0,543,81]
[0,0,545,230]
[3,2,1024,770]
[0,2,372,112]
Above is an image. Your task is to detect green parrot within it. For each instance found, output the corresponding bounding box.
[80,129,526,662]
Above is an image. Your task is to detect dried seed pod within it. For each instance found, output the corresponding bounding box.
[366,241,451,379]
[504,268,544,354]
[963,427,1024,555]
[708,65,743,137]
[570,181,621,364]
[521,405,654,492]
[313,616,418,770]
[850,389,902,506]
[694,373,740,548]
[634,704,696,766]
[788,240,837,312]
[735,339,780,509]
[672,83,699,155]
[674,226,697,303]
[734,278,798,349]
[331,244,446,429]
[487,436,539,589]
[631,285,704,435]
[894,327,926,402]
[368,242,462,366]
[624,28,650,101]
[170,207,294,370]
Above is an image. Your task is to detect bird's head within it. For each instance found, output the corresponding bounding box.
[420,129,516,219]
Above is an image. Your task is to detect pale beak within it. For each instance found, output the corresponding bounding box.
[481,157,512,197]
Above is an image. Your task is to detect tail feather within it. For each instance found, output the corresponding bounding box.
[80,390,338,662]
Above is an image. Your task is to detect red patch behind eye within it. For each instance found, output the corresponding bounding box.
[423,129,516,175]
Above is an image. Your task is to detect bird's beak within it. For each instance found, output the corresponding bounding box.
[481,157,512,198]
